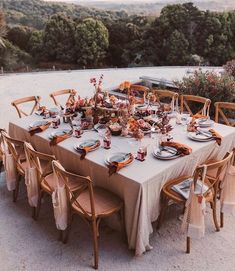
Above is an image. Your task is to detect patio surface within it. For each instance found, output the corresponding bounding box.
[1,66,234,271]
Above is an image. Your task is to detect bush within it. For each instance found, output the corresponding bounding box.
[175,69,235,116]
[223,59,235,78]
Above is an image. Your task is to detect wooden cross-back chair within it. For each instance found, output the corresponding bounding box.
[157,151,233,254]
[11,96,41,118]
[2,132,26,202]
[52,160,124,270]
[180,94,211,117]
[153,89,179,110]
[128,84,149,104]
[49,89,77,107]
[24,142,55,219]
[214,102,235,127]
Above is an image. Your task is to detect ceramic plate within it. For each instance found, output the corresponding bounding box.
[188,131,213,142]
[153,146,180,160]
[105,152,133,165]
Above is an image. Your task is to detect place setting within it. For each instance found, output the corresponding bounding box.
[74,139,101,159]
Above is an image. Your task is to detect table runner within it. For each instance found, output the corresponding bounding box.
[9,115,235,255]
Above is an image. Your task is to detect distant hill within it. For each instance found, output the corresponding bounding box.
[72,0,235,15]
[2,0,128,29]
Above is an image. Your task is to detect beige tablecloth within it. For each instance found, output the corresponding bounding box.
[9,115,235,255]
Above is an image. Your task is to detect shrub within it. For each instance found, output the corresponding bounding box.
[175,69,235,116]
[223,59,235,78]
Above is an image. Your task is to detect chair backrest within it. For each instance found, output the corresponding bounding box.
[193,151,234,196]
[0,128,6,159]
[180,95,211,117]
[2,132,25,172]
[214,102,235,127]
[49,89,77,107]
[128,85,149,104]
[24,142,55,181]
[11,96,41,118]
[153,89,179,110]
[52,160,96,220]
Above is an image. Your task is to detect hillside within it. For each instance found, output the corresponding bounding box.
[74,0,235,15]
[2,0,128,29]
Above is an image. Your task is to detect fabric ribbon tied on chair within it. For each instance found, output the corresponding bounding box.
[182,166,207,239]
[25,166,39,207]
[220,163,235,213]
[4,152,17,191]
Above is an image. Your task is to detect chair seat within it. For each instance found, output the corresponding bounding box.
[72,187,123,217]
[163,176,213,204]
[42,173,82,194]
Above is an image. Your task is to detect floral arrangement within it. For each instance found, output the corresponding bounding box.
[154,114,173,134]
[90,74,104,106]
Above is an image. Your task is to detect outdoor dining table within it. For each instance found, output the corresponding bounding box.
[9,115,235,256]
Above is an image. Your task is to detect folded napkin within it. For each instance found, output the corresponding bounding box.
[50,132,72,146]
[192,113,207,120]
[209,129,222,146]
[29,123,51,136]
[79,141,100,160]
[108,153,133,176]
[161,141,192,156]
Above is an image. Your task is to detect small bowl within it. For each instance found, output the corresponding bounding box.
[108,126,122,136]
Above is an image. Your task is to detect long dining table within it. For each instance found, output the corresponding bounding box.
[9,114,235,256]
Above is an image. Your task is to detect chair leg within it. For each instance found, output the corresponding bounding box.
[62,213,73,244]
[186,236,190,253]
[0,160,3,172]
[32,207,36,220]
[35,190,44,220]
[156,195,168,230]
[220,212,224,228]
[211,201,220,232]
[120,207,127,243]
[92,219,99,270]
[13,175,21,202]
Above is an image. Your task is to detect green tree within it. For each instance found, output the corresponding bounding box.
[74,18,109,67]
[7,26,33,52]
[28,30,44,61]
[43,14,75,63]
[166,30,189,65]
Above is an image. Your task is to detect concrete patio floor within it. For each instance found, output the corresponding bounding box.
[1,66,234,271]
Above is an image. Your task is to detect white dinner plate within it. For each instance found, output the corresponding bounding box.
[188,131,213,142]
[105,152,133,165]
[49,129,71,139]
[74,139,100,151]
[152,146,180,160]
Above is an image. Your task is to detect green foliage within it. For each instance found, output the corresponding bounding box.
[74,18,109,67]
[0,39,32,70]
[2,1,235,70]
[7,26,33,52]
[166,30,189,65]
[43,14,75,63]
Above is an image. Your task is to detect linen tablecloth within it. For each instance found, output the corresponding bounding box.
[9,115,235,255]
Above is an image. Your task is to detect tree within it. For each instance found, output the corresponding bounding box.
[43,14,75,63]
[0,11,6,47]
[74,18,109,67]
[7,26,33,52]
[28,30,44,61]
[166,30,189,65]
